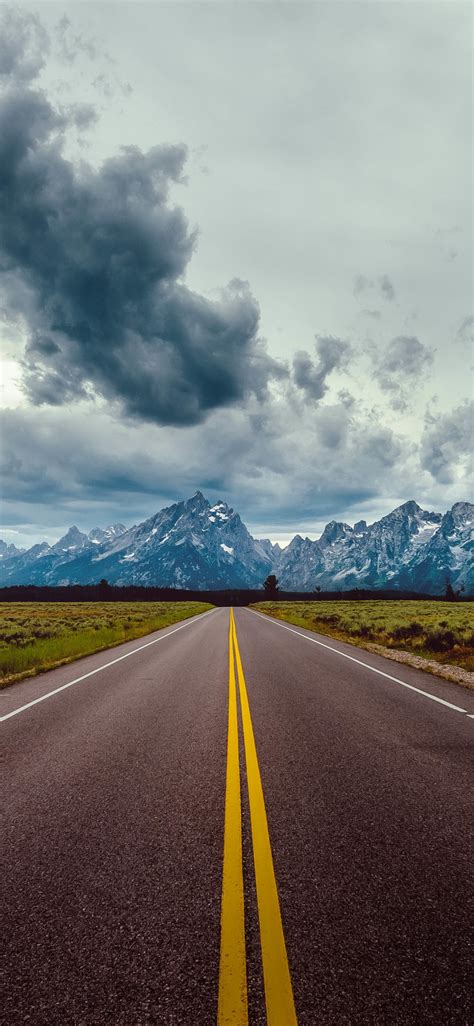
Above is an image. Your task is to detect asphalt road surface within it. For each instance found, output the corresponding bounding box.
[2,605,473,1025]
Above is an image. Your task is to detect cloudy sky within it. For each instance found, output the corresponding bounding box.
[0,2,472,547]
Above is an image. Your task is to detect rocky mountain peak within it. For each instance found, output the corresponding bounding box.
[50,526,91,553]
[354,520,368,534]
[449,501,474,524]
[319,521,352,546]
[256,539,282,560]
[89,524,127,545]
[439,502,474,537]
[380,500,421,524]
[398,499,421,515]
[284,534,304,551]
[185,490,208,510]
[29,542,51,556]
[0,540,24,560]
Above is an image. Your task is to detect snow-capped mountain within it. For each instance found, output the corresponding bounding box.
[0,523,127,586]
[274,501,449,591]
[0,493,272,589]
[0,496,472,593]
[0,540,24,560]
[393,502,474,594]
[88,524,127,545]
[256,539,283,561]
[82,491,271,588]
[49,526,92,555]
[273,534,324,590]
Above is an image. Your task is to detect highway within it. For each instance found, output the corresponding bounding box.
[2,605,473,1025]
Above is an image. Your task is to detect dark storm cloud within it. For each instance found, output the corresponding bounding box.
[378,336,434,379]
[420,401,473,484]
[373,335,434,410]
[0,11,282,426]
[0,406,154,506]
[292,335,352,402]
[313,404,350,449]
[0,399,409,540]
[359,427,403,468]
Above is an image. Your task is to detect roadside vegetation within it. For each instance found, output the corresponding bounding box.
[0,602,213,687]
[252,600,474,677]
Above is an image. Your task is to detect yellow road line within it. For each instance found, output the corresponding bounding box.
[217,614,248,1025]
[231,609,298,1026]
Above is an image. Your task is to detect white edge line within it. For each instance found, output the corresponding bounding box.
[249,609,469,716]
[0,608,216,723]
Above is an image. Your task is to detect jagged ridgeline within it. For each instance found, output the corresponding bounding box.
[0,493,472,594]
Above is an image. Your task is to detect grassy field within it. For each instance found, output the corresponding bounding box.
[0,602,213,687]
[252,600,474,675]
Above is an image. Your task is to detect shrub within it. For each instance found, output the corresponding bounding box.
[315,614,340,627]
[392,622,424,641]
[424,629,456,652]
[357,625,374,638]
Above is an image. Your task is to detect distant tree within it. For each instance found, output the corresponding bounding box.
[263,574,279,597]
[98,578,110,597]
[314,586,321,595]
[445,578,465,601]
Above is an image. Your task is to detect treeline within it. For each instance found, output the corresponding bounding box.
[0,583,470,605]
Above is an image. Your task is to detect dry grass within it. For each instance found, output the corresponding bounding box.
[252,600,474,677]
[0,601,213,687]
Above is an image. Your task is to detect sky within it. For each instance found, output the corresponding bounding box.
[0,1,472,548]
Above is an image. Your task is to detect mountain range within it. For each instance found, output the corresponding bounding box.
[0,493,472,594]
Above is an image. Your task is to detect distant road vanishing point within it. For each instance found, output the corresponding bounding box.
[2,606,473,1024]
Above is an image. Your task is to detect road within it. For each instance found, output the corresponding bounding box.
[2,605,473,1025]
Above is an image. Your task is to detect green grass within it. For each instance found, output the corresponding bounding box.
[0,601,213,686]
[252,600,474,673]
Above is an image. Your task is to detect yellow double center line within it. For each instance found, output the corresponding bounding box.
[218,609,298,1025]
